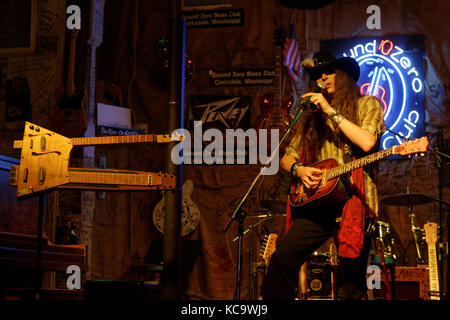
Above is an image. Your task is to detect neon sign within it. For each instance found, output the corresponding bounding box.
[321,36,425,157]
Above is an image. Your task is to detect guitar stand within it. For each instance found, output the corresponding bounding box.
[223,207,246,300]
[233,214,273,299]
[407,202,425,265]
[34,193,45,301]
[427,290,444,299]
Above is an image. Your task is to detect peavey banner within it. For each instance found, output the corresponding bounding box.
[184,95,254,165]
[187,95,251,131]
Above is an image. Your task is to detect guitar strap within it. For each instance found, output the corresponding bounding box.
[337,143,369,258]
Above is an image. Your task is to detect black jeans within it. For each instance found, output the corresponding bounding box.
[261,205,373,300]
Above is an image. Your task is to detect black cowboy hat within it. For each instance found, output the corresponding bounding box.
[303,50,360,82]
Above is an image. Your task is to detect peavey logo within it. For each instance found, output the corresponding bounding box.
[190,96,250,129]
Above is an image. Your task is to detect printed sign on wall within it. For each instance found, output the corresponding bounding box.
[184,9,244,28]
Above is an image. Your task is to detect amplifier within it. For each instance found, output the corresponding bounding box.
[306,253,333,300]
[369,266,430,300]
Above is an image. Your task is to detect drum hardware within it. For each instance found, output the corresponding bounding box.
[375,220,396,264]
[232,214,273,242]
[245,214,273,219]
[379,189,436,265]
[245,212,287,219]
[379,192,434,207]
[258,199,287,215]
[229,209,274,299]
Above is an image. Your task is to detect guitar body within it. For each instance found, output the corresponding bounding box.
[289,158,348,209]
[254,93,293,149]
[253,28,293,151]
[52,29,88,138]
[153,179,201,236]
[289,137,430,209]
[53,87,88,137]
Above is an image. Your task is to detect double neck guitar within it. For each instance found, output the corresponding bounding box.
[9,122,181,196]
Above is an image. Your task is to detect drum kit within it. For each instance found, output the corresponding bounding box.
[242,192,443,300]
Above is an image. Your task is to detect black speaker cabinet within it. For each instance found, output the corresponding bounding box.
[85,280,162,300]
[307,256,333,299]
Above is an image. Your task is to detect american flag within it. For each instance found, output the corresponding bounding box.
[283,22,301,81]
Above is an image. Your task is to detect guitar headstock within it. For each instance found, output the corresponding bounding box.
[260,233,278,266]
[393,136,429,156]
[424,222,438,245]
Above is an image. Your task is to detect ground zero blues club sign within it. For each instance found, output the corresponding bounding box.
[321,36,425,157]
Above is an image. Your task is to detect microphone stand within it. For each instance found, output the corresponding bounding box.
[222,102,309,300]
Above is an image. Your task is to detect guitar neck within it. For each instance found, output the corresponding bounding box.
[326,147,394,180]
[13,134,175,149]
[66,31,78,96]
[69,168,154,186]
[67,168,175,190]
[427,244,440,300]
[70,134,171,146]
[273,46,282,107]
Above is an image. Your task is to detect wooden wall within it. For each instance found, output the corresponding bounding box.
[0,0,448,299]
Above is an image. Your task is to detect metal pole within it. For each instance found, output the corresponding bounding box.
[162,0,183,300]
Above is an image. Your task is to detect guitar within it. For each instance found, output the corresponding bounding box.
[10,122,181,196]
[289,137,430,208]
[424,222,440,300]
[53,29,88,138]
[253,29,293,151]
[260,233,278,268]
[153,179,201,236]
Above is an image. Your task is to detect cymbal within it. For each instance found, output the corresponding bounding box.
[380,193,434,206]
[258,199,286,214]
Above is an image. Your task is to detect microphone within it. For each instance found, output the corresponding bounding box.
[299,80,326,108]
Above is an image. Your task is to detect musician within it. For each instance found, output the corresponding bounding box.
[261,50,386,300]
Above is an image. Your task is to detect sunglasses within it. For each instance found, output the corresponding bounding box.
[309,65,335,81]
